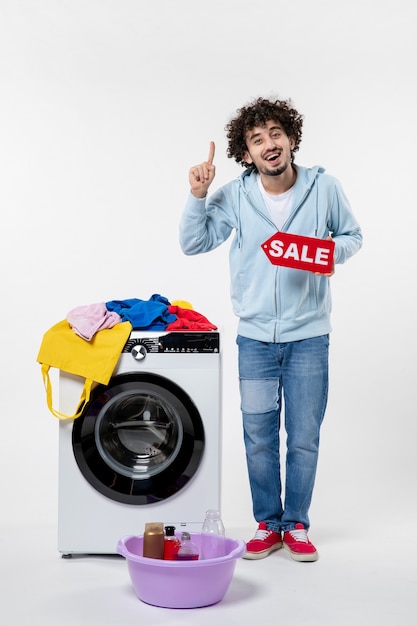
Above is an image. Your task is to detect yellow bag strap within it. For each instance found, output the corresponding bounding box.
[41,363,93,420]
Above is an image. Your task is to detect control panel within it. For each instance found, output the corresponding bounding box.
[123,332,220,354]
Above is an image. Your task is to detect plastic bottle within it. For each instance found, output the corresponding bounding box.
[163,525,181,560]
[175,531,199,561]
[201,509,226,559]
[143,522,164,559]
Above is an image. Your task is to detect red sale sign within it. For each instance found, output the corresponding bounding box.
[261,231,335,273]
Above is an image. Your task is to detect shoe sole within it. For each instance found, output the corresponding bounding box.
[283,543,318,562]
[243,542,282,560]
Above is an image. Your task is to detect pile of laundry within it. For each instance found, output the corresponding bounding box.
[66,294,217,341]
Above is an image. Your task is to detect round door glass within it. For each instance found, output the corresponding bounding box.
[95,388,183,479]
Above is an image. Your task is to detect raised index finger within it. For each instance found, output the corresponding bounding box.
[207,141,215,165]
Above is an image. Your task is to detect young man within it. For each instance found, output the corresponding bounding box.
[179,97,362,561]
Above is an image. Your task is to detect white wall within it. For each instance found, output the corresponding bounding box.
[1,0,416,532]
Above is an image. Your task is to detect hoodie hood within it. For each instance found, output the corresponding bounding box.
[237,165,325,241]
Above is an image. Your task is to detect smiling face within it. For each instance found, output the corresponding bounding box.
[243,120,295,178]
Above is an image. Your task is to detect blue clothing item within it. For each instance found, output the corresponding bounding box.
[180,165,362,343]
[237,334,329,533]
[106,294,176,330]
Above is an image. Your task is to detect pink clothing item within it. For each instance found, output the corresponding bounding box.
[67,302,122,341]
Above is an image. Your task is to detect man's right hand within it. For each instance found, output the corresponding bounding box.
[189,141,216,198]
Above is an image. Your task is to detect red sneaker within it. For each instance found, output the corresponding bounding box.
[243,522,282,560]
[283,523,318,562]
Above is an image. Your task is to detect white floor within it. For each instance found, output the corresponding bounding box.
[2,521,415,626]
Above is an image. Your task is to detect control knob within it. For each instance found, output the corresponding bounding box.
[131,343,147,361]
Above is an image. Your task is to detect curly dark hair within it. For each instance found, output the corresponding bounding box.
[226,97,304,169]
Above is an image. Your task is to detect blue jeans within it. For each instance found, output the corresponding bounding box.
[237,334,329,533]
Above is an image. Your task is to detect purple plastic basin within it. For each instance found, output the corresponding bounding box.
[117,532,246,609]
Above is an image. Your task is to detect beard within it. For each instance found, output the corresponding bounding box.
[259,160,290,177]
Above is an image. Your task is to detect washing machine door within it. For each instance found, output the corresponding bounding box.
[72,373,205,504]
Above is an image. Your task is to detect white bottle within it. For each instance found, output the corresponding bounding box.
[201,509,226,559]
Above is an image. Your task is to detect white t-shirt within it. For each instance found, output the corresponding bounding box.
[257,174,294,230]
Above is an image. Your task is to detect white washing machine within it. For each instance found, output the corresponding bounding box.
[58,330,221,556]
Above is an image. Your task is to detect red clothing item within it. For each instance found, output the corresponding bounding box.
[167,306,217,331]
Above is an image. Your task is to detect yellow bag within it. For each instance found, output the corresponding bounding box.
[37,319,132,420]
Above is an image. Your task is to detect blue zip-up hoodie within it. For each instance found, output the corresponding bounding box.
[179,165,362,343]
